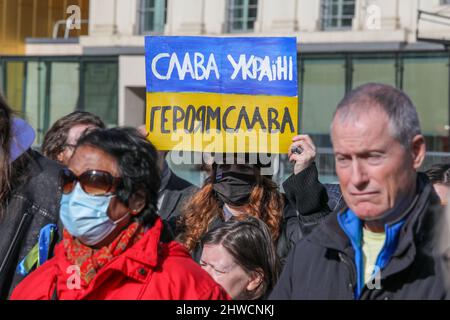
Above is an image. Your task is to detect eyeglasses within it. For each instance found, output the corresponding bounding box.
[63,143,77,150]
[61,168,122,196]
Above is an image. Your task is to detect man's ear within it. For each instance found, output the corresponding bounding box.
[128,190,146,215]
[411,134,426,170]
[246,270,264,293]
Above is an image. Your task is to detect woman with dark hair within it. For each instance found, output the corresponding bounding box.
[0,94,62,299]
[42,111,105,165]
[200,216,281,300]
[11,127,229,300]
[177,157,299,265]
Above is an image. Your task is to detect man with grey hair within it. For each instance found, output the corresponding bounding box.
[270,83,448,299]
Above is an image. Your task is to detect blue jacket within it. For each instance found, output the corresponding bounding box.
[337,208,405,299]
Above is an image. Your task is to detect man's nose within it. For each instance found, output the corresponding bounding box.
[350,160,369,188]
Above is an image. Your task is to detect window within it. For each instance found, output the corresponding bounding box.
[321,0,355,30]
[49,63,80,128]
[403,56,449,150]
[301,58,346,135]
[24,61,48,144]
[139,0,167,34]
[1,57,119,146]
[5,61,25,114]
[227,0,258,33]
[352,57,397,88]
[82,62,118,127]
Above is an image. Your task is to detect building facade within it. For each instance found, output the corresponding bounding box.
[1,0,450,183]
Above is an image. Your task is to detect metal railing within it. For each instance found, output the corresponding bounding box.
[52,19,89,39]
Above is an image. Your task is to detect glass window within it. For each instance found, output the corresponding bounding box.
[321,0,355,30]
[139,0,167,34]
[352,58,396,88]
[301,58,346,135]
[49,62,80,127]
[24,61,47,145]
[5,61,25,114]
[1,58,119,146]
[297,58,346,182]
[403,56,449,150]
[82,62,118,127]
[227,0,258,33]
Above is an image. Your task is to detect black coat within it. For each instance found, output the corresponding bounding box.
[158,171,199,233]
[270,173,449,300]
[0,150,62,299]
[282,163,342,237]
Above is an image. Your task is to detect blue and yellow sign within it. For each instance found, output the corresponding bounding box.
[145,36,298,154]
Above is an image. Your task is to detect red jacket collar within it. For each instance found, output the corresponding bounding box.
[122,217,163,268]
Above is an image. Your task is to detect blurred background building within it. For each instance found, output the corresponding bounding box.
[1,0,450,185]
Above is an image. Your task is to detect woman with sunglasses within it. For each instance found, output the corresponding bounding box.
[11,127,229,300]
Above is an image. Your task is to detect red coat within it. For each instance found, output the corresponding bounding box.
[11,218,230,300]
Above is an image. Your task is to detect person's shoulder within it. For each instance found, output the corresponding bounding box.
[161,241,206,275]
[292,211,341,254]
[28,149,63,179]
[167,171,194,189]
[165,172,200,199]
[18,150,62,212]
[156,241,229,299]
[161,174,198,203]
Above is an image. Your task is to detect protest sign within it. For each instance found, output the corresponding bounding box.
[145,36,298,154]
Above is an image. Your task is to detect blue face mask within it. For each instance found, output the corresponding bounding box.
[60,183,129,246]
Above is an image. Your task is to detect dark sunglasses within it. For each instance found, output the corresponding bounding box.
[61,168,122,196]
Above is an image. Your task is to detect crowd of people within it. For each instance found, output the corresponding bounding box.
[1,82,450,300]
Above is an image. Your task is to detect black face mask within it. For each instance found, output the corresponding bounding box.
[212,163,258,206]
[213,175,255,206]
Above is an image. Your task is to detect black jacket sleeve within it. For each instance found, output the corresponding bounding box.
[269,242,297,300]
[282,163,332,236]
[276,201,303,267]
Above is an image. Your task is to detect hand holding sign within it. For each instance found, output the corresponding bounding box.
[288,135,317,175]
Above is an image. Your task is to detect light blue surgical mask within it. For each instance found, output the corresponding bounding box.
[60,183,129,246]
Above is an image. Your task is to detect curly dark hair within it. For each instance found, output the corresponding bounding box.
[42,111,105,161]
[76,127,161,225]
